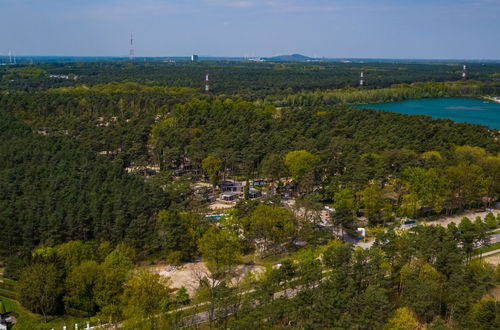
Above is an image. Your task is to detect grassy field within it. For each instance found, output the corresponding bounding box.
[0,275,91,330]
[0,288,16,300]
[0,276,17,301]
[0,295,92,330]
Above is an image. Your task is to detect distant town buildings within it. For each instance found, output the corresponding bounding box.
[191,55,199,61]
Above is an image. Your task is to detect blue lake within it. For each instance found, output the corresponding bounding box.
[355,98,500,129]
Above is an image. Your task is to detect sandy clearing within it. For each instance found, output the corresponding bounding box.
[150,262,265,297]
[487,285,500,301]
[483,253,500,266]
[425,209,499,227]
[208,202,235,210]
[148,262,209,296]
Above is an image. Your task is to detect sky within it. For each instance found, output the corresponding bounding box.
[0,0,499,59]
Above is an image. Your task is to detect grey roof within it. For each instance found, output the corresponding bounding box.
[221,192,239,197]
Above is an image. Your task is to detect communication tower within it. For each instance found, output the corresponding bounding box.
[205,71,209,94]
[129,33,135,61]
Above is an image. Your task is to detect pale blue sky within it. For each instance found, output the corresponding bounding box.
[0,0,499,59]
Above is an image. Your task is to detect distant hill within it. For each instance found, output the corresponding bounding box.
[264,54,313,62]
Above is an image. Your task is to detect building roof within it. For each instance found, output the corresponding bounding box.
[221,191,239,197]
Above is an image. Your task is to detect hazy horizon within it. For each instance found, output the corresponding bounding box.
[3,55,500,62]
[1,0,499,59]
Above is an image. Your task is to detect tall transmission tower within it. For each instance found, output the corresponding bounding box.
[129,33,135,61]
[205,71,209,94]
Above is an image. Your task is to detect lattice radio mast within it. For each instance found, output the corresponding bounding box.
[205,71,209,94]
[129,33,135,61]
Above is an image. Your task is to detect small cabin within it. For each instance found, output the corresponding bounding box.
[219,180,244,193]
[144,168,157,177]
[173,169,186,177]
[193,184,215,203]
[249,188,262,199]
[221,192,240,202]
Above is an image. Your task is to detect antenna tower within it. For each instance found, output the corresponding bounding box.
[205,71,209,94]
[129,33,135,61]
[461,64,467,80]
[359,71,365,87]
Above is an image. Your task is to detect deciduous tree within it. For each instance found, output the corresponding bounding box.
[18,263,63,322]
[202,155,223,188]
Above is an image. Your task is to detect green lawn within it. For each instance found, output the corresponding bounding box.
[0,296,16,314]
[0,295,91,330]
[0,288,16,300]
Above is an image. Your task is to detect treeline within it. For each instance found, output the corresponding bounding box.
[14,241,189,329]
[266,80,500,107]
[327,145,500,229]
[0,112,168,264]
[225,223,500,329]
[2,61,500,97]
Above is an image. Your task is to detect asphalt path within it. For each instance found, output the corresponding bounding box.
[490,233,500,244]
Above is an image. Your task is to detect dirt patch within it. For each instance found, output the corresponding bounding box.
[149,262,208,296]
[208,202,235,210]
[149,262,265,297]
[487,285,500,301]
[483,253,500,266]
[426,210,499,227]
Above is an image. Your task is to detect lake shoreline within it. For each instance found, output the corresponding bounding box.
[482,96,500,103]
[355,97,500,129]
[353,95,488,106]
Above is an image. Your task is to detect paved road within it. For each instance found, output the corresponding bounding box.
[480,248,500,258]
[490,233,500,244]
[181,279,325,327]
